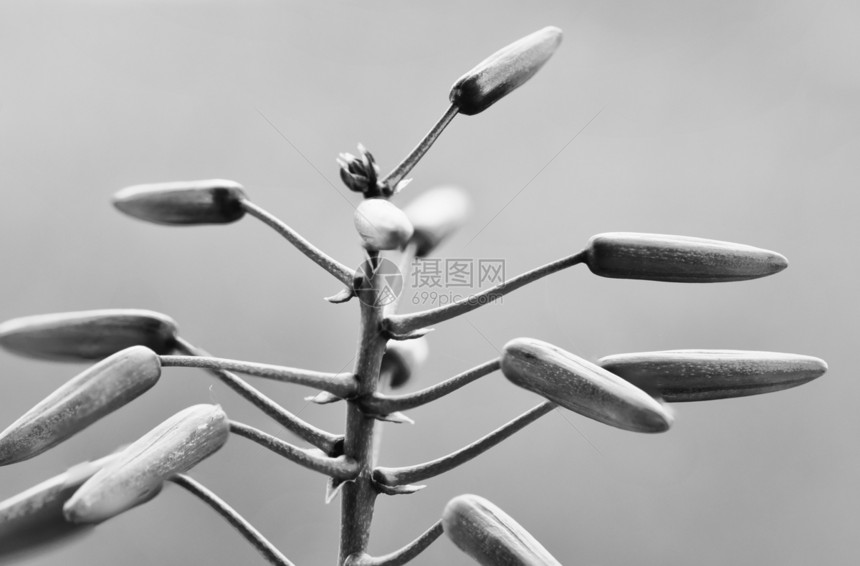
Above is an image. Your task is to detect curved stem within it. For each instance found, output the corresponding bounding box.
[174,337,342,455]
[380,104,459,192]
[170,474,294,566]
[230,421,359,480]
[373,402,555,487]
[345,521,444,566]
[241,199,354,285]
[160,355,357,398]
[360,359,500,415]
[384,251,587,335]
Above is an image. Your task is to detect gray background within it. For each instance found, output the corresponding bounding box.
[0,1,857,565]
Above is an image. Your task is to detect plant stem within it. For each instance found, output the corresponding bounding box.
[373,402,555,486]
[160,355,357,397]
[380,104,459,192]
[229,421,359,480]
[170,474,294,566]
[360,359,500,415]
[174,337,342,455]
[384,251,586,336]
[241,199,354,286]
[345,520,444,566]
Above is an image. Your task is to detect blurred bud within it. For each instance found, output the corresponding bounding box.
[0,309,178,361]
[0,454,119,558]
[0,346,161,466]
[354,199,415,251]
[64,404,229,524]
[501,338,673,433]
[112,179,246,225]
[402,186,471,257]
[338,144,381,196]
[585,232,788,283]
[450,26,562,116]
[381,337,429,389]
[442,494,561,566]
[598,349,828,402]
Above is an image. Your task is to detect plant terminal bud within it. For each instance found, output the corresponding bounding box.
[112,179,247,225]
[450,26,562,116]
[354,198,414,251]
[585,232,788,283]
[501,338,672,433]
[403,186,471,257]
[381,338,429,389]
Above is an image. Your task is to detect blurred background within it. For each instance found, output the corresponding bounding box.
[0,1,857,564]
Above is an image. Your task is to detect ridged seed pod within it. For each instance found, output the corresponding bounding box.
[112,179,247,225]
[380,337,429,389]
[354,198,414,251]
[598,350,828,402]
[501,338,673,433]
[442,494,561,566]
[585,232,788,282]
[450,26,563,116]
[0,309,178,361]
[0,346,161,466]
[403,186,471,257]
[0,454,118,558]
[64,404,229,524]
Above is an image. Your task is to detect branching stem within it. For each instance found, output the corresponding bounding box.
[170,474,294,566]
[344,521,444,566]
[384,251,586,335]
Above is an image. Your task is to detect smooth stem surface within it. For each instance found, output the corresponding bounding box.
[374,402,555,486]
[385,251,586,335]
[241,199,354,285]
[380,104,459,192]
[346,521,444,566]
[230,421,359,480]
[361,359,500,415]
[170,474,295,566]
[174,337,342,454]
[160,354,357,397]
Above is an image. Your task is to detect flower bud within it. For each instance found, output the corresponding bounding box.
[598,349,828,402]
[450,26,562,116]
[338,144,381,196]
[354,198,415,251]
[0,309,178,361]
[0,454,119,558]
[442,494,561,566]
[403,186,471,257]
[112,179,246,225]
[585,232,788,283]
[380,337,429,389]
[64,404,229,524]
[0,346,161,466]
[501,338,672,433]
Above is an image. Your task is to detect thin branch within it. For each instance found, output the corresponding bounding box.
[241,199,354,285]
[160,355,357,397]
[384,251,587,335]
[174,337,342,455]
[380,104,459,192]
[360,359,500,415]
[373,402,555,487]
[345,521,444,566]
[230,421,359,480]
[170,474,295,566]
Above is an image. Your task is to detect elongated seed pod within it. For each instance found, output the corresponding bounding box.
[598,350,828,402]
[0,346,161,466]
[442,494,561,566]
[0,453,119,558]
[403,186,471,257]
[585,232,788,282]
[381,337,429,389]
[354,198,414,251]
[64,404,229,524]
[112,179,247,225]
[0,309,178,361]
[501,338,672,433]
[450,26,563,116]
